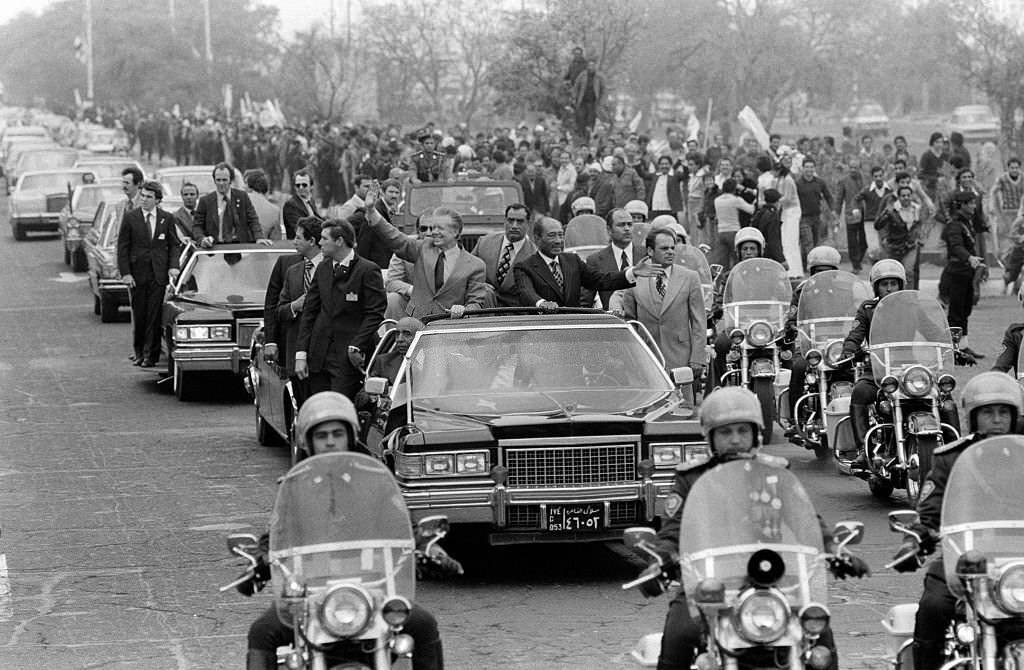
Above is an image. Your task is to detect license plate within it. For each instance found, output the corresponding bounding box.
[546,504,603,532]
[750,359,775,377]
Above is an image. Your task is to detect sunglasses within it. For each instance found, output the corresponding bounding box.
[507,217,527,223]
[418,226,431,233]
[295,183,311,188]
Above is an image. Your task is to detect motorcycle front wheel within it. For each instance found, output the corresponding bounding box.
[905,434,938,506]
[752,378,776,444]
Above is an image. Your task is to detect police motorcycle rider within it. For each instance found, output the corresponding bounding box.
[890,371,1023,670]
[634,386,870,670]
[991,282,1024,376]
[784,245,847,434]
[238,392,456,670]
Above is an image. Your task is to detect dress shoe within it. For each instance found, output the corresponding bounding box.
[961,346,986,360]
[133,358,144,366]
[140,360,156,368]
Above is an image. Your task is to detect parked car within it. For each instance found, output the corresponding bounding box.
[74,125,130,154]
[9,168,97,240]
[73,156,145,183]
[59,183,123,270]
[84,198,130,322]
[8,147,79,193]
[153,165,228,210]
[841,100,890,138]
[163,242,295,401]
[949,104,1001,144]
[398,180,523,252]
[1,137,58,181]
[351,308,706,545]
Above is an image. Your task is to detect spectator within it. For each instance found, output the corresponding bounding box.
[244,169,281,240]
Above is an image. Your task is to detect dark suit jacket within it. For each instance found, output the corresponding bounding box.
[350,208,393,270]
[282,194,321,239]
[473,232,536,307]
[263,253,303,348]
[296,254,386,373]
[514,251,631,308]
[585,243,644,309]
[274,258,313,375]
[116,207,180,285]
[586,175,615,218]
[645,171,685,213]
[192,188,263,243]
[518,175,550,216]
[172,207,196,246]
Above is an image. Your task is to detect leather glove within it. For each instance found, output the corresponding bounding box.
[637,563,669,599]
[910,524,939,554]
[236,556,271,597]
[711,306,723,321]
[955,350,977,367]
[891,541,922,573]
[417,544,464,580]
[828,553,871,579]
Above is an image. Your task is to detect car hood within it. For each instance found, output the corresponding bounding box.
[170,292,266,312]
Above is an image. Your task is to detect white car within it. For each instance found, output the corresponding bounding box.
[949,104,1001,144]
[9,168,97,240]
[841,101,890,138]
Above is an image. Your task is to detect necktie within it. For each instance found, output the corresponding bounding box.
[656,274,666,298]
[303,259,314,291]
[333,261,343,276]
[434,252,445,289]
[620,250,629,272]
[146,212,154,239]
[220,196,229,241]
[496,242,514,285]
[550,259,563,289]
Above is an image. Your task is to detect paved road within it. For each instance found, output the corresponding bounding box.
[0,198,1013,668]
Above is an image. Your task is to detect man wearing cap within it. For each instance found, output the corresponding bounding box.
[411,132,444,183]
[474,203,537,307]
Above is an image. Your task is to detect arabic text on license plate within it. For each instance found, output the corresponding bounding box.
[546,504,602,532]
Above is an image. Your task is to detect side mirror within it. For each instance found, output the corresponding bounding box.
[623,526,657,549]
[888,510,920,532]
[832,521,864,547]
[671,366,694,386]
[226,533,260,556]
[364,376,389,396]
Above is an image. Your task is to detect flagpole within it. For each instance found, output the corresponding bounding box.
[85,0,94,102]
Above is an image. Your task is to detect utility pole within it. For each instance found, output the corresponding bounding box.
[169,0,176,35]
[85,0,94,103]
[203,0,213,100]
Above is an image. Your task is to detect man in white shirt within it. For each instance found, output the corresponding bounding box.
[647,155,685,223]
[553,149,578,213]
[336,173,372,221]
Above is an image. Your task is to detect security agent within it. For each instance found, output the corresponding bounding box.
[890,372,1022,670]
[635,387,868,670]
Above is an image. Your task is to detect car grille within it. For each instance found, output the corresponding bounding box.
[46,194,69,213]
[505,501,640,529]
[505,444,636,488]
[236,318,262,351]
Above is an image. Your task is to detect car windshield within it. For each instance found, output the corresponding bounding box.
[408,185,520,217]
[77,162,136,180]
[18,172,92,193]
[954,110,996,124]
[19,152,77,172]
[179,250,286,304]
[405,325,672,415]
[160,172,215,197]
[74,186,123,215]
[97,203,125,246]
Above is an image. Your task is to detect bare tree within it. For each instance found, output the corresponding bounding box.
[280,27,366,121]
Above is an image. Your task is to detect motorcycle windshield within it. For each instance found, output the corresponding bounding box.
[269,453,416,623]
[564,214,609,249]
[1017,347,1024,385]
[868,290,953,381]
[941,436,1024,597]
[723,259,791,331]
[679,459,827,607]
[796,271,872,351]
[675,245,714,308]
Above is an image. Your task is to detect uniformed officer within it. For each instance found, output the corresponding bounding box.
[410,131,444,183]
[708,227,766,390]
[635,386,867,670]
[891,372,1023,670]
[991,283,1024,376]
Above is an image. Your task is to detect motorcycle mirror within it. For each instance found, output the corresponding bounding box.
[888,510,920,531]
[226,533,260,555]
[377,319,398,339]
[364,376,389,396]
[417,515,450,537]
[949,326,963,344]
[709,263,723,280]
[622,526,657,549]
[832,521,864,546]
[670,366,694,386]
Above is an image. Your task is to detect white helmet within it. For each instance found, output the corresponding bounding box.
[651,215,687,244]
[962,371,1023,433]
[700,387,764,445]
[806,246,841,271]
[734,227,765,254]
[624,200,649,220]
[571,196,595,215]
[295,391,359,456]
[868,259,906,294]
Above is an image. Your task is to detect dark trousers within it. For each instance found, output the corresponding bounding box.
[248,603,443,670]
[576,101,597,139]
[789,355,808,417]
[799,215,822,265]
[308,341,363,401]
[913,560,956,670]
[658,590,837,670]
[846,221,867,270]
[715,231,736,272]
[711,332,733,391]
[850,377,878,450]
[129,280,165,362]
[940,269,973,335]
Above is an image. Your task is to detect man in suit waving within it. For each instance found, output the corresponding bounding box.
[192,162,268,246]
[610,228,705,379]
[474,203,536,307]
[514,216,663,309]
[116,181,180,367]
[294,219,386,400]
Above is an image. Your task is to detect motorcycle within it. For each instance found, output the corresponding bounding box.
[885,435,1024,670]
[835,289,959,503]
[719,258,794,444]
[780,270,872,460]
[624,456,865,669]
[220,452,456,670]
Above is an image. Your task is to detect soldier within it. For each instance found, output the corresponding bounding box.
[411,131,444,183]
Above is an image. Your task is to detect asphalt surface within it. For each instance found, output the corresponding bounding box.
[0,189,1013,668]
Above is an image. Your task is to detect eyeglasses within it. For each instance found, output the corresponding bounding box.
[295,183,311,188]
[418,226,431,233]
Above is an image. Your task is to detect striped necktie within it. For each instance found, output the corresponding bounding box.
[303,259,314,291]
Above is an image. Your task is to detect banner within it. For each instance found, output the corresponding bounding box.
[737,105,770,150]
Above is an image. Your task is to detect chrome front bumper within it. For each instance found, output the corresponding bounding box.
[173,344,248,373]
[12,214,61,230]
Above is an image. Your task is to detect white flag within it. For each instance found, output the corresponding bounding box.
[737,106,770,150]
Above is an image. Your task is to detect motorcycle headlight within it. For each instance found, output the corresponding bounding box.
[734,588,790,643]
[880,375,899,395]
[937,373,956,394]
[730,328,745,345]
[805,349,822,368]
[995,562,1024,615]
[825,341,844,367]
[319,584,373,638]
[900,366,933,398]
[746,321,774,347]
[381,596,412,628]
[799,603,830,637]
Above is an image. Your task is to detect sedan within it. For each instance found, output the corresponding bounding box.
[84,198,131,322]
[59,183,123,270]
[73,157,146,183]
[949,104,1001,144]
[9,169,97,240]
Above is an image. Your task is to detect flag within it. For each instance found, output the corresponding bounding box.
[737,106,770,150]
[628,110,643,134]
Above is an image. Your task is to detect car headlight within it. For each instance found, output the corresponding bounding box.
[424,454,454,475]
[825,340,844,366]
[174,325,232,341]
[734,589,790,643]
[746,321,774,347]
[995,562,1024,615]
[456,451,489,474]
[651,444,682,467]
[319,584,372,638]
[900,366,933,397]
[397,451,489,477]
